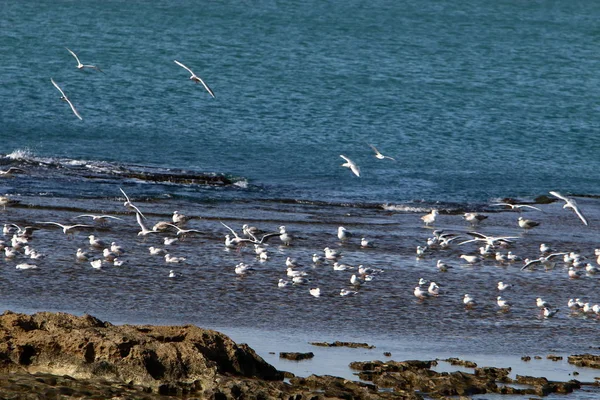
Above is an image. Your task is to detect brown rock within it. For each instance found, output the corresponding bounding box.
[568,354,600,369]
[279,352,314,361]
[0,310,283,395]
[310,341,375,349]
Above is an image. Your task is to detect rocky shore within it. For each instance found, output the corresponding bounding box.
[0,311,595,399]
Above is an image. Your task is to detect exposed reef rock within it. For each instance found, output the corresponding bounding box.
[0,311,587,399]
[568,354,600,369]
[310,341,375,349]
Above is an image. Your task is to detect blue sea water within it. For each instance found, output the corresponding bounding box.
[2,0,599,204]
[2,1,600,396]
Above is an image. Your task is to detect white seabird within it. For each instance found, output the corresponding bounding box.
[497,296,512,309]
[421,209,438,226]
[518,217,540,229]
[549,191,589,226]
[66,47,103,72]
[174,60,215,98]
[368,144,395,161]
[340,155,360,177]
[337,226,352,242]
[50,78,83,120]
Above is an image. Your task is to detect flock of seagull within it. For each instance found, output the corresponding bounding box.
[411,190,596,319]
[0,178,597,326]
[50,47,215,121]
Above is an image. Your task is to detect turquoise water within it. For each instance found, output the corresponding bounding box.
[2,0,600,204]
[2,2,600,396]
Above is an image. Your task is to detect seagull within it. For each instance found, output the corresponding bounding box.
[414,286,431,299]
[324,247,341,260]
[0,196,21,211]
[459,232,519,247]
[518,217,540,229]
[164,223,202,238]
[76,248,89,261]
[543,307,559,318]
[90,259,103,269]
[15,263,38,270]
[350,274,361,286]
[340,288,358,297]
[168,270,178,279]
[539,243,553,254]
[497,296,512,309]
[436,260,452,272]
[360,237,373,248]
[421,210,439,226]
[549,191,588,226]
[88,235,106,248]
[278,279,292,288]
[119,188,146,219]
[279,225,293,246]
[0,167,26,176]
[520,253,567,270]
[165,254,186,263]
[110,242,125,255]
[37,221,92,237]
[75,214,124,225]
[497,282,513,291]
[285,257,299,268]
[102,249,117,262]
[428,282,441,296]
[337,226,352,242]
[136,211,159,237]
[463,294,477,307]
[312,253,324,264]
[368,144,395,161]
[172,211,191,225]
[149,246,165,255]
[65,47,103,72]
[174,60,215,98]
[460,254,482,264]
[309,288,321,298]
[50,78,83,120]
[340,155,360,177]
[463,213,488,226]
[568,266,583,279]
[536,298,552,309]
[491,203,542,212]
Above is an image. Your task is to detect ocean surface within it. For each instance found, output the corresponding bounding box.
[2,0,600,396]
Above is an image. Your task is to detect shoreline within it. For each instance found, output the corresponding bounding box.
[0,310,598,399]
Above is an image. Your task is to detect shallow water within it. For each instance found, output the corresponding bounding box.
[0,183,599,397]
[2,0,600,397]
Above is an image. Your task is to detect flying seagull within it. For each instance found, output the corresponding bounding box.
[119,187,146,219]
[340,155,360,177]
[0,167,26,176]
[51,78,83,120]
[65,48,103,72]
[491,202,542,212]
[174,60,215,98]
[368,144,395,161]
[549,191,588,226]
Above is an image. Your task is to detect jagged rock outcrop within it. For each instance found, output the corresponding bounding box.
[0,311,282,396]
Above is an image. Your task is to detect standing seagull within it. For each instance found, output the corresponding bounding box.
[549,191,588,226]
[65,48,103,72]
[174,60,215,98]
[340,155,360,177]
[50,78,82,120]
[368,144,395,161]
